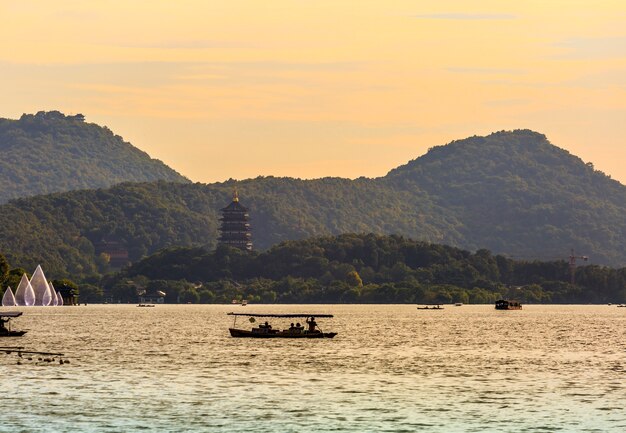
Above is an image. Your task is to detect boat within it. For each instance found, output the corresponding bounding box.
[416,304,443,310]
[137,304,155,307]
[454,303,463,307]
[241,300,247,306]
[227,313,337,338]
[495,299,522,310]
[0,312,27,337]
[617,304,626,308]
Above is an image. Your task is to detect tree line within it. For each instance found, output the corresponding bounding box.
[97,234,626,304]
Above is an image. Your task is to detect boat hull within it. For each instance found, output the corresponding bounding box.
[495,300,522,310]
[229,328,336,338]
[0,330,27,337]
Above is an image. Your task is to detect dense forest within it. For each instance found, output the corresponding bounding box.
[0,111,188,202]
[1,129,625,280]
[97,234,626,304]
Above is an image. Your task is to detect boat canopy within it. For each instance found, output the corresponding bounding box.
[227,313,333,318]
[0,311,23,318]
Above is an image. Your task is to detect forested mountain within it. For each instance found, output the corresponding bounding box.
[101,234,626,304]
[0,111,188,202]
[0,129,625,279]
[386,130,626,264]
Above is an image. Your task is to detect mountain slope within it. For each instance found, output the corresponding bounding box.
[0,129,624,278]
[0,111,188,202]
[386,130,626,264]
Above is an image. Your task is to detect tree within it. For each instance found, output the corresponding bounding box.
[0,253,9,285]
[78,284,104,303]
[346,270,363,288]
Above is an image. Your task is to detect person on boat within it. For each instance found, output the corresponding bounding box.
[295,322,303,332]
[306,316,318,333]
[289,323,295,331]
[259,321,272,330]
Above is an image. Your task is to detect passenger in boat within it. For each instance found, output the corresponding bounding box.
[295,322,304,332]
[306,316,318,333]
[259,321,272,330]
[289,323,295,331]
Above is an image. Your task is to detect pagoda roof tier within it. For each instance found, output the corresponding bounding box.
[220,201,249,212]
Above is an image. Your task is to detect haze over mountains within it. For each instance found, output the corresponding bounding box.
[0,111,188,203]
[0,115,624,277]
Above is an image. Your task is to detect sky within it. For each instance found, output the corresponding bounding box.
[1,1,626,184]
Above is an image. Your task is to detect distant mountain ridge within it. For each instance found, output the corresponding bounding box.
[0,111,188,202]
[0,128,625,278]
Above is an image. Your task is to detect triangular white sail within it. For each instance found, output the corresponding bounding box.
[49,282,58,306]
[57,290,64,306]
[2,287,17,306]
[15,274,35,306]
[30,265,52,306]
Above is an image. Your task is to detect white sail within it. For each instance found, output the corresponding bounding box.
[2,287,17,306]
[15,274,35,306]
[57,290,64,306]
[49,282,58,306]
[30,265,52,306]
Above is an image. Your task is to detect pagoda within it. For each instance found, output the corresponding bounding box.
[218,190,253,251]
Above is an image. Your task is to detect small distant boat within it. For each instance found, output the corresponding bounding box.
[495,299,522,310]
[417,304,443,310]
[137,304,155,308]
[0,312,27,337]
[454,303,463,307]
[227,313,337,338]
[617,304,626,308]
[241,300,247,306]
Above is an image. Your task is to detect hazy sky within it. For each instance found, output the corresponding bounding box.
[2,1,626,183]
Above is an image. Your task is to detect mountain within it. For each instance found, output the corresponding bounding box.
[386,130,626,264]
[0,111,188,202]
[0,129,624,278]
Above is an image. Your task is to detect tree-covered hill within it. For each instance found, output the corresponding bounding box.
[0,111,188,202]
[0,129,625,278]
[101,234,626,304]
[386,130,626,265]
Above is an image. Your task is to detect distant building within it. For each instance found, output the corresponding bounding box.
[93,239,130,269]
[138,290,166,304]
[218,190,253,251]
[57,285,78,306]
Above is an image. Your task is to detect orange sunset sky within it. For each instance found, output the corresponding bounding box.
[2,1,625,183]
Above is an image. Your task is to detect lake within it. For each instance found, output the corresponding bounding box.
[1,304,625,432]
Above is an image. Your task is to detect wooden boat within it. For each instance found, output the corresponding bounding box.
[495,299,522,310]
[0,312,27,337]
[227,313,337,338]
[137,304,155,307]
[417,304,443,310]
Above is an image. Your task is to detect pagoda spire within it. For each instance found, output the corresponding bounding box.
[233,188,239,202]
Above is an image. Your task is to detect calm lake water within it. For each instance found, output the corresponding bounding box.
[1,304,626,432]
